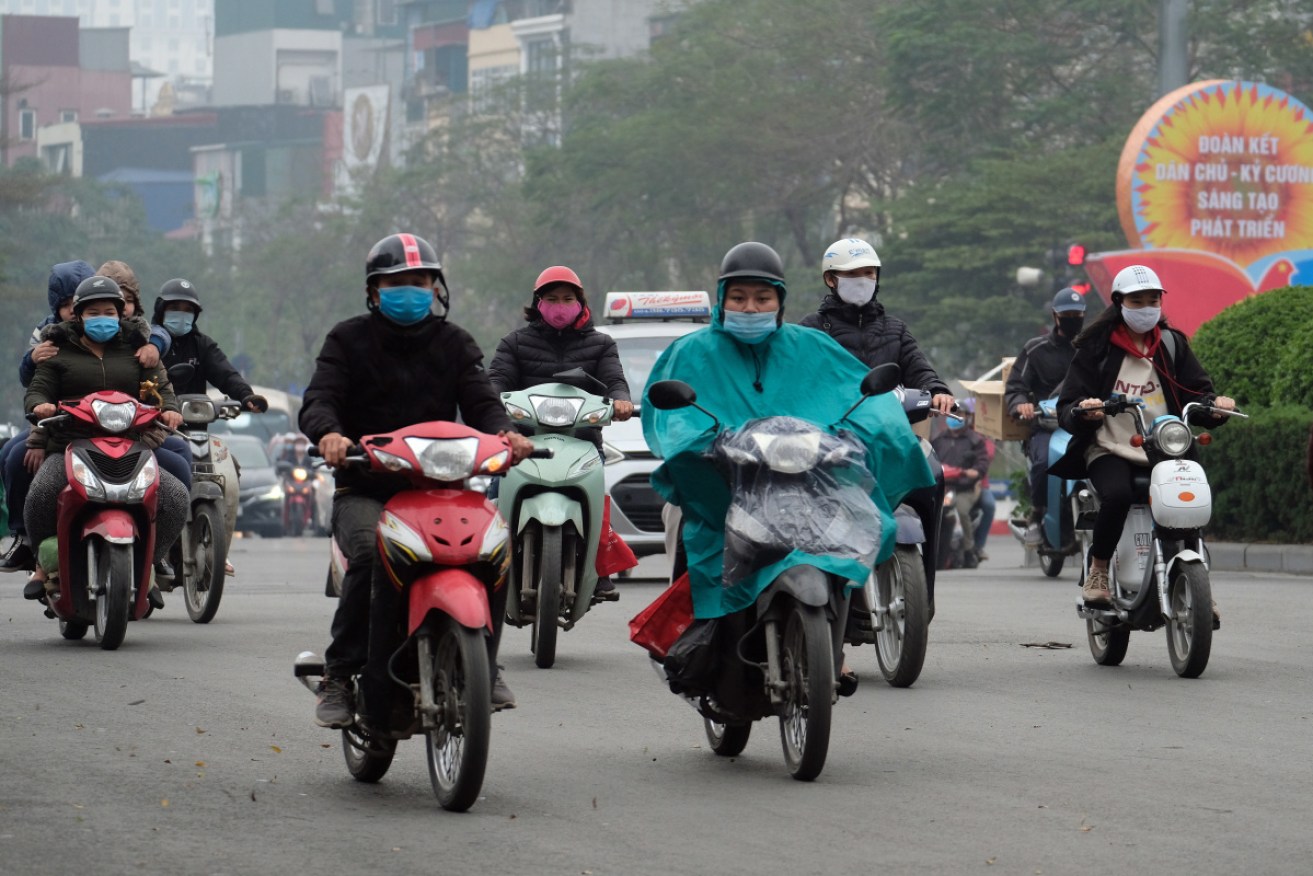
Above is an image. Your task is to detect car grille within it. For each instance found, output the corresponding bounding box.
[612,474,664,533]
[88,449,142,483]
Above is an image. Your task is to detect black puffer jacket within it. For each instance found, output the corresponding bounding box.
[799,294,949,395]
[1003,330,1077,413]
[300,313,513,495]
[160,329,254,401]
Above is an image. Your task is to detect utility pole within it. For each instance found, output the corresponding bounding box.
[1158,0,1189,97]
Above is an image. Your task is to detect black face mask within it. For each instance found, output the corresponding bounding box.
[1056,315,1084,338]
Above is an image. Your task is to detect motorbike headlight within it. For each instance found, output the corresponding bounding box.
[1154,419,1193,457]
[378,509,432,567]
[261,484,285,501]
[180,398,217,426]
[752,430,822,474]
[371,449,413,472]
[127,454,158,501]
[405,436,479,481]
[91,399,135,433]
[505,401,534,422]
[292,466,309,481]
[70,452,106,500]
[529,395,583,427]
[601,442,625,465]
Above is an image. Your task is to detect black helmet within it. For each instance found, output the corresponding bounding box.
[158,278,203,315]
[72,275,125,315]
[718,242,786,284]
[365,233,447,289]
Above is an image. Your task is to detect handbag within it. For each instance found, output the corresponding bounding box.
[595,495,639,576]
[628,572,693,659]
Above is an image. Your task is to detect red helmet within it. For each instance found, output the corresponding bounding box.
[533,265,582,294]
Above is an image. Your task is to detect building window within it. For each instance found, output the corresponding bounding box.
[523,37,557,77]
[60,109,78,123]
[19,109,37,140]
[377,0,397,25]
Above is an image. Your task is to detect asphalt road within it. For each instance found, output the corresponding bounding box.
[3,535,1312,876]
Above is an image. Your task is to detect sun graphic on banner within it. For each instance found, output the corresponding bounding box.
[1119,81,1313,269]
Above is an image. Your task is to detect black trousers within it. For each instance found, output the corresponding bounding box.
[1087,454,1142,561]
[1025,432,1051,515]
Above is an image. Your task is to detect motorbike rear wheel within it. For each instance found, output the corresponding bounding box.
[92,539,133,650]
[704,719,751,757]
[425,616,492,811]
[184,502,227,624]
[1167,563,1213,678]
[779,603,833,781]
[341,725,396,783]
[1039,549,1065,578]
[874,545,929,688]
[1086,616,1130,666]
[531,524,564,669]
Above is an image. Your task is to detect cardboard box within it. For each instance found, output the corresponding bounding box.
[963,357,1031,442]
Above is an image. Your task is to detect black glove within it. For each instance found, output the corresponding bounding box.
[243,394,269,413]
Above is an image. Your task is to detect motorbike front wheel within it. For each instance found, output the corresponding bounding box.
[1166,562,1213,678]
[92,538,133,650]
[704,719,751,757]
[531,524,564,669]
[779,603,834,781]
[59,619,89,640]
[342,725,397,783]
[425,616,492,811]
[1039,547,1065,578]
[874,545,929,688]
[184,502,227,624]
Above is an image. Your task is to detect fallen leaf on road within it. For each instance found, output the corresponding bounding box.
[270,745,282,753]
[163,759,171,764]
[320,743,331,749]
[72,804,83,810]
[1019,642,1072,649]
[161,799,170,808]
[250,790,257,801]
[592,797,597,809]
[195,761,205,767]
[195,727,206,735]
[128,700,145,706]
[986,858,996,865]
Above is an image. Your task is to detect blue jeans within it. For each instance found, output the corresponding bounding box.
[973,487,996,554]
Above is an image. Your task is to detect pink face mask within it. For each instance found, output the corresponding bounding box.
[539,299,582,330]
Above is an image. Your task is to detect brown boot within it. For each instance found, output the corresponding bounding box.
[1082,568,1112,605]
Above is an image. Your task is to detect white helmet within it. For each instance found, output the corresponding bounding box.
[1111,264,1165,298]
[822,238,882,274]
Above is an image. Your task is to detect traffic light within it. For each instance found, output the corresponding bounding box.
[1067,243,1086,266]
[1071,281,1091,296]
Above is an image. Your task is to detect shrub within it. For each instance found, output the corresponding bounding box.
[1191,285,1313,407]
[1204,404,1313,543]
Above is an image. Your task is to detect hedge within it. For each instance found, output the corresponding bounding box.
[1203,404,1313,544]
[1191,285,1313,408]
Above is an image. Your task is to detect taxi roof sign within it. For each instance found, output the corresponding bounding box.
[604,291,711,323]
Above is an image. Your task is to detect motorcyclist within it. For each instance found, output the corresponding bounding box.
[153,279,267,411]
[299,232,534,729]
[1005,286,1087,544]
[1054,265,1234,607]
[642,241,933,692]
[931,408,985,567]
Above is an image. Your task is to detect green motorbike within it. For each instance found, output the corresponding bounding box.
[498,369,615,668]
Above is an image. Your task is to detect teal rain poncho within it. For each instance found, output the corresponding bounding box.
[642,294,934,619]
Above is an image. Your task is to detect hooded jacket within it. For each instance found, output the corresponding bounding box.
[300,311,513,496]
[642,283,933,619]
[19,261,95,387]
[799,293,949,396]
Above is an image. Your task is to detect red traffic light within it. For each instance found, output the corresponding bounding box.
[1067,243,1086,266]
[1071,281,1091,295]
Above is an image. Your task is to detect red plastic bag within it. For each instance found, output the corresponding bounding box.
[628,573,693,659]
[595,495,638,576]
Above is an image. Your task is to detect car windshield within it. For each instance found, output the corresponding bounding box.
[612,336,678,401]
[211,410,293,444]
[228,440,271,470]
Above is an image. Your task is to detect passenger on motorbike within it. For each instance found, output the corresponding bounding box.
[642,241,932,681]
[1054,266,1234,606]
[1005,286,1086,544]
[488,264,634,598]
[20,277,189,605]
[300,233,534,729]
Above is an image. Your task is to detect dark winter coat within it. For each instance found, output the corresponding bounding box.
[488,314,631,447]
[19,261,96,386]
[159,328,254,401]
[931,428,982,489]
[1003,330,1077,414]
[1051,323,1223,479]
[24,319,177,453]
[798,294,949,395]
[299,313,513,496]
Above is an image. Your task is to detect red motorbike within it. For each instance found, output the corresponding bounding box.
[34,390,164,650]
[279,462,315,536]
[295,421,549,811]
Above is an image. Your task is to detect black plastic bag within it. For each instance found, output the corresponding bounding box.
[664,618,721,695]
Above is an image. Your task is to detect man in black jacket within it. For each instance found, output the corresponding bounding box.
[1004,287,1086,540]
[299,233,533,728]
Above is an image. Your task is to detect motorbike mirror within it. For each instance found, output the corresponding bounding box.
[166,363,196,386]
[647,380,697,410]
[861,363,901,397]
[551,367,609,396]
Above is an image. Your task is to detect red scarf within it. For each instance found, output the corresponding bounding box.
[1110,324,1161,360]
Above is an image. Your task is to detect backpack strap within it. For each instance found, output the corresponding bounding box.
[1160,328,1176,366]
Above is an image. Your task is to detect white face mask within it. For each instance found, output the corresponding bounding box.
[835,276,877,306]
[1122,305,1161,333]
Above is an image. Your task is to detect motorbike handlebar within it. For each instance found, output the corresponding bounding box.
[527,447,555,459]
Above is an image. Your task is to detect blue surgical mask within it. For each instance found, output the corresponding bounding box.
[722,310,778,344]
[163,311,195,337]
[82,316,120,343]
[377,285,434,326]
[946,418,966,431]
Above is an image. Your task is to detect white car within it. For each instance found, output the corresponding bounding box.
[595,292,711,558]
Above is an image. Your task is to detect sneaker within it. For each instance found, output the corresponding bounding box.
[23,573,45,600]
[975,548,989,562]
[1023,523,1043,547]
[314,677,353,728]
[491,666,517,711]
[592,576,619,603]
[1082,568,1112,605]
[0,535,35,573]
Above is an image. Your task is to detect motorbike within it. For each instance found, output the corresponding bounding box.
[844,386,947,688]
[31,391,165,649]
[279,461,316,537]
[163,394,242,623]
[294,421,551,811]
[1006,398,1086,578]
[1072,394,1245,678]
[646,363,901,781]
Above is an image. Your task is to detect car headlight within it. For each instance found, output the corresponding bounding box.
[1154,419,1193,457]
[601,442,625,465]
[530,395,583,427]
[378,509,432,568]
[91,399,135,433]
[752,430,822,474]
[404,436,479,481]
[261,484,285,501]
[126,454,158,502]
[70,451,106,500]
